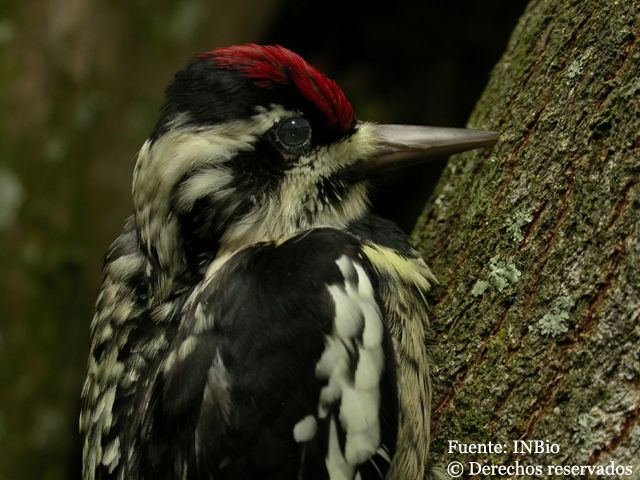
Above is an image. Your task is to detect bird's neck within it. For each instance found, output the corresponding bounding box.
[135,191,372,290]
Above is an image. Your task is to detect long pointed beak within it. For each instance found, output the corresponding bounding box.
[364,124,499,173]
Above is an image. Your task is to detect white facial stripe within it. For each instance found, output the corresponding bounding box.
[298,121,379,176]
[132,106,298,271]
[174,167,234,212]
[134,106,295,208]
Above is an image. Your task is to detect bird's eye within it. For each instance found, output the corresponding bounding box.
[275,117,312,149]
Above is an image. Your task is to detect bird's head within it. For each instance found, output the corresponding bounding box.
[132,44,496,275]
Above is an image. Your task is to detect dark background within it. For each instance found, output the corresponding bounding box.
[0,1,526,478]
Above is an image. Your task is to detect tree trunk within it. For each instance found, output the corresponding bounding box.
[413,0,640,478]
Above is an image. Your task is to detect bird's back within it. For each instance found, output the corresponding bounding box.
[82,218,432,480]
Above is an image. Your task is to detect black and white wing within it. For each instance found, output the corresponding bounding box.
[137,228,399,480]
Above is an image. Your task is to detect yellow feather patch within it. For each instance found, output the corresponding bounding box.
[361,244,436,292]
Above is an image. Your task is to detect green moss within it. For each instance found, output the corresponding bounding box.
[457,408,491,440]
[497,328,507,342]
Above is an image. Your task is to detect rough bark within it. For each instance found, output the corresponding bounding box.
[413,0,640,478]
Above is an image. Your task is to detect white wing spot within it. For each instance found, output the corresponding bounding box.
[327,284,364,341]
[315,336,349,380]
[345,423,381,465]
[293,414,318,443]
[335,254,358,284]
[354,346,384,390]
[326,417,355,480]
[339,385,380,433]
[318,254,386,478]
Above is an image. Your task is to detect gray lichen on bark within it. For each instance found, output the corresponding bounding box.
[413,0,639,476]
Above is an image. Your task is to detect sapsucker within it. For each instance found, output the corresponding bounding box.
[80,44,497,480]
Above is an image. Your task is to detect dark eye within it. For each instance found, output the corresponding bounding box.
[275,117,312,149]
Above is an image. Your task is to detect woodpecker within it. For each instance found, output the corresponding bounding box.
[80,44,497,480]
